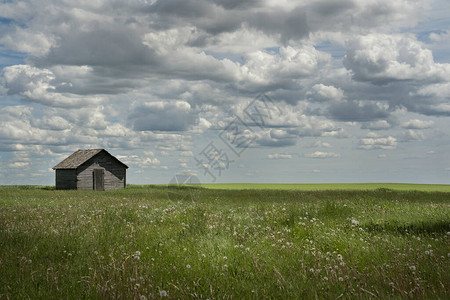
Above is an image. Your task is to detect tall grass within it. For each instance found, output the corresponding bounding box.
[0,185,449,299]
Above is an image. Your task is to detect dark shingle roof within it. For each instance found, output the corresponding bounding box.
[52,149,128,169]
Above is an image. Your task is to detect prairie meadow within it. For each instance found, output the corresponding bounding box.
[0,184,449,299]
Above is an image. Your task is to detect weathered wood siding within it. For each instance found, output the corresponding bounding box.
[76,152,126,190]
[55,169,77,190]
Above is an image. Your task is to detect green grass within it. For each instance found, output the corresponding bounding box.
[0,185,449,299]
[202,183,450,192]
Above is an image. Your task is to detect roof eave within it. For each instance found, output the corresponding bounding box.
[52,149,129,170]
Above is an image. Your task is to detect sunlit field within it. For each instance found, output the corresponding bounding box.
[202,183,450,192]
[0,185,449,299]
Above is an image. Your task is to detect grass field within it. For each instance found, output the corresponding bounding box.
[201,183,450,192]
[0,185,449,299]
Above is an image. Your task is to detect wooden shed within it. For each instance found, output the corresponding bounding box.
[52,149,128,190]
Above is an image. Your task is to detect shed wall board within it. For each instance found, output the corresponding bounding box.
[55,169,77,190]
[76,151,126,190]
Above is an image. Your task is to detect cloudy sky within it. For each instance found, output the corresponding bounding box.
[1,0,449,185]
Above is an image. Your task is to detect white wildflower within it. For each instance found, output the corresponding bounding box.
[159,290,168,297]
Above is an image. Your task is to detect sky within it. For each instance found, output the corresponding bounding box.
[0,0,449,185]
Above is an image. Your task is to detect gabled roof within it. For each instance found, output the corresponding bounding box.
[52,149,129,170]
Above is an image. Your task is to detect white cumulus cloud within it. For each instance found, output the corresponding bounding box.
[401,119,434,129]
[344,33,450,84]
[359,136,397,150]
[267,153,292,159]
[305,151,341,158]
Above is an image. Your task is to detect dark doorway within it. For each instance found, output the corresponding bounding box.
[93,169,105,191]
